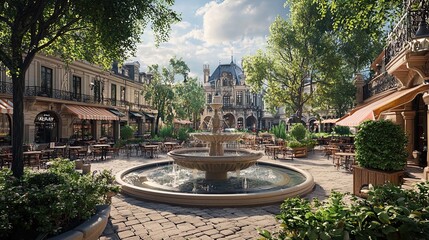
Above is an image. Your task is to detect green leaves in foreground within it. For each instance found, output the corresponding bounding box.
[259,183,429,240]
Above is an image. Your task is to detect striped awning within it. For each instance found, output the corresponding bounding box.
[0,99,13,114]
[65,105,119,121]
[336,84,429,127]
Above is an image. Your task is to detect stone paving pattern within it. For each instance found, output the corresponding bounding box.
[94,149,354,239]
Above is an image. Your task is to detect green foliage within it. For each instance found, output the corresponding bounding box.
[174,77,205,122]
[120,125,135,140]
[355,120,407,171]
[333,125,351,136]
[270,123,287,140]
[259,183,429,240]
[0,159,119,239]
[287,140,307,149]
[290,124,307,142]
[158,125,174,139]
[177,127,190,142]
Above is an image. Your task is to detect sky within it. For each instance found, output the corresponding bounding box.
[128,0,288,81]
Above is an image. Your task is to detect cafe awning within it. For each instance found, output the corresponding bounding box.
[336,84,429,127]
[109,108,125,117]
[129,111,143,118]
[64,105,119,121]
[0,99,13,114]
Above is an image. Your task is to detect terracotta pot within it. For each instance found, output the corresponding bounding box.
[75,160,84,169]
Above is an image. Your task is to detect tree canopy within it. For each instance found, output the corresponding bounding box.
[144,56,190,134]
[0,0,179,177]
[174,76,205,129]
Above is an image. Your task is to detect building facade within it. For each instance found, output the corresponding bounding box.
[337,0,429,165]
[0,54,157,145]
[201,61,265,132]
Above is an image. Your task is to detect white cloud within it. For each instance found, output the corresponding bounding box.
[129,0,286,81]
[199,0,285,44]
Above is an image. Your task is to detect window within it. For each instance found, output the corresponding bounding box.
[223,95,230,106]
[111,84,117,106]
[120,86,126,106]
[72,75,81,100]
[245,91,251,105]
[236,91,243,105]
[41,66,53,97]
[134,90,139,104]
[93,78,102,103]
[253,93,258,106]
[207,93,212,103]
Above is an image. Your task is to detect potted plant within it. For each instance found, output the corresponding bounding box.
[288,124,309,157]
[353,120,408,197]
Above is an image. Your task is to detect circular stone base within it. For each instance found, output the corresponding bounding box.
[116,160,315,207]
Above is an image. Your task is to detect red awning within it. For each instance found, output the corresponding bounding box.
[337,84,429,126]
[65,105,119,121]
[0,99,13,114]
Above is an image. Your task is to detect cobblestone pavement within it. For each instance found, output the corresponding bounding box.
[94,149,353,240]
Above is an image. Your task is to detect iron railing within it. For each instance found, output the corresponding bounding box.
[363,73,399,99]
[0,82,154,112]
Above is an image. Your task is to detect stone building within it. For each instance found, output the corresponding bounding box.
[201,60,265,132]
[0,54,157,145]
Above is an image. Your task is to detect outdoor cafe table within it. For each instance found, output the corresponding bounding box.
[53,145,66,157]
[265,145,282,160]
[23,151,42,168]
[142,145,159,158]
[68,146,82,159]
[334,152,356,171]
[163,142,178,152]
[92,144,111,161]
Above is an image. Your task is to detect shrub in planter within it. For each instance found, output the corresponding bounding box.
[0,159,119,239]
[258,182,429,240]
[355,120,408,171]
[290,123,307,142]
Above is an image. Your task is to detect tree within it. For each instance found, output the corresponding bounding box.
[0,0,179,177]
[243,0,331,121]
[174,76,205,129]
[145,56,190,134]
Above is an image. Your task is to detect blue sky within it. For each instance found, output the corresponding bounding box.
[128,0,288,81]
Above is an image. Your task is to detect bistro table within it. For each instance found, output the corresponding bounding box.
[334,152,356,171]
[92,144,111,161]
[23,151,42,168]
[142,145,159,158]
[68,146,82,159]
[163,142,178,153]
[266,145,282,160]
[53,145,67,158]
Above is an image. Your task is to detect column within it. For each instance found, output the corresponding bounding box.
[401,111,416,162]
[354,73,365,104]
[422,93,429,180]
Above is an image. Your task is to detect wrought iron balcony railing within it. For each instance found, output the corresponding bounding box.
[0,82,154,112]
[363,73,399,99]
[385,1,428,65]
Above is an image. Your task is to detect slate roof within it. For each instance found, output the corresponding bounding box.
[208,61,244,85]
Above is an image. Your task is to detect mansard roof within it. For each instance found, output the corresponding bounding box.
[208,61,244,85]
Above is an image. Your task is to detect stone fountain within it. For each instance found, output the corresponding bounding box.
[168,95,263,180]
[115,96,315,207]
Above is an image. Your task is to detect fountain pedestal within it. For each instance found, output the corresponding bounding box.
[206,171,227,180]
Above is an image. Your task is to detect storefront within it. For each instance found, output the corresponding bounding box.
[34,111,59,143]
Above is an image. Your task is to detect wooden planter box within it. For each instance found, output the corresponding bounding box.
[353,166,404,198]
[291,147,307,158]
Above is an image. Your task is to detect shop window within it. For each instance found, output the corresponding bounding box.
[72,120,93,141]
[0,114,10,145]
[101,121,113,139]
[34,111,58,143]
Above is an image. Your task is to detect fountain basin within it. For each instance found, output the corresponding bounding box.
[192,132,242,143]
[168,148,262,180]
[115,160,315,207]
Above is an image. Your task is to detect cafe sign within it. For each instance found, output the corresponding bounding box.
[36,113,55,123]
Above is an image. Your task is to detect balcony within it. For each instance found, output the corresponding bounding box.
[384,1,429,86]
[0,82,155,112]
[363,73,399,99]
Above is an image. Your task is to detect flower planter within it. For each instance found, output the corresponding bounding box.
[48,205,111,240]
[291,147,307,158]
[353,166,404,198]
